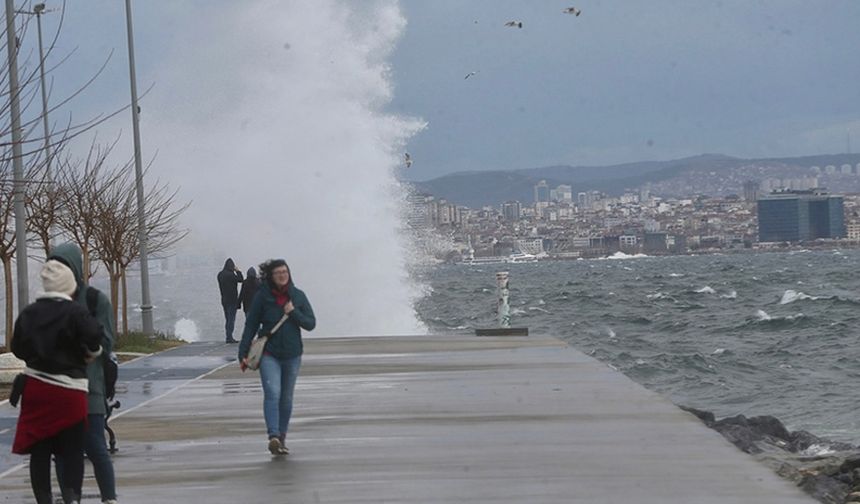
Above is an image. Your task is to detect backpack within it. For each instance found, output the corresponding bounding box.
[87,286,118,401]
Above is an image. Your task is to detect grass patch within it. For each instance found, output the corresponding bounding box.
[114,331,186,354]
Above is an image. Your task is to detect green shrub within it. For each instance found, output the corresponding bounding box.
[115,331,186,354]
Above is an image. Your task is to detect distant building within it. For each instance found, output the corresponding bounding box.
[757,191,845,242]
[406,192,433,229]
[534,180,550,203]
[742,181,759,202]
[515,238,544,255]
[554,184,572,202]
[501,201,522,221]
[643,233,686,254]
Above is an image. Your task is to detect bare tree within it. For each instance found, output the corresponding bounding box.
[25,140,68,257]
[0,156,17,346]
[54,139,124,280]
[0,3,132,341]
[93,163,189,337]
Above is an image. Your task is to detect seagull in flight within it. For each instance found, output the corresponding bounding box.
[464,71,478,80]
[404,153,412,168]
[563,7,582,16]
[504,21,523,28]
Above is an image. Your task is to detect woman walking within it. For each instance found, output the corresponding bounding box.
[238,259,315,455]
[11,260,103,504]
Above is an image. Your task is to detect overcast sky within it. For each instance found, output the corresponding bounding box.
[388,0,860,180]
[25,0,860,183]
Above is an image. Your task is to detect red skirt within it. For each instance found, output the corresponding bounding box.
[12,377,87,454]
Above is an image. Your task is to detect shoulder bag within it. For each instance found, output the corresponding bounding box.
[246,313,289,371]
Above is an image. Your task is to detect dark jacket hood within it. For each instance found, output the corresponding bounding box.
[246,267,257,279]
[223,258,235,271]
[48,242,86,289]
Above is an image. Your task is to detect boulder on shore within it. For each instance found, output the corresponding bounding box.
[681,406,860,504]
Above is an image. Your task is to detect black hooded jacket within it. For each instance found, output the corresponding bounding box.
[217,258,244,308]
[12,298,102,379]
[238,267,260,313]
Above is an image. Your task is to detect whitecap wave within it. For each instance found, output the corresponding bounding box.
[755,310,805,322]
[695,286,716,294]
[780,289,820,304]
[720,290,737,299]
[601,252,650,260]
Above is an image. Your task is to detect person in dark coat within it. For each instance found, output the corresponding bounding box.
[217,258,244,343]
[12,260,103,504]
[49,242,118,504]
[238,259,315,455]
[238,267,261,314]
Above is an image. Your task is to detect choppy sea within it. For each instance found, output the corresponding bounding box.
[414,249,860,443]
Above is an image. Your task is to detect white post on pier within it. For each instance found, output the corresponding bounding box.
[496,271,511,328]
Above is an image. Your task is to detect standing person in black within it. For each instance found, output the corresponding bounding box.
[238,267,260,314]
[12,259,103,504]
[217,258,244,343]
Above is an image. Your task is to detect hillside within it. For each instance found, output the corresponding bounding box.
[412,154,860,208]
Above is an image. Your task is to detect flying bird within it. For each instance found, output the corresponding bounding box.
[464,71,478,80]
[404,153,412,168]
[504,21,523,28]
[563,7,582,16]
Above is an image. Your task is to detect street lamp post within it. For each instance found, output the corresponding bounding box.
[123,0,153,335]
[5,0,30,311]
[33,3,52,179]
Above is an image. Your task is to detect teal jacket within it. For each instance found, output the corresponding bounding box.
[49,243,116,415]
[238,283,315,360]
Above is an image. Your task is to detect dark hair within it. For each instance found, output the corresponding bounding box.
[259,258,291,288]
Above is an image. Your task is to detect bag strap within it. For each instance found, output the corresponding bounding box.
[264,313,290,337]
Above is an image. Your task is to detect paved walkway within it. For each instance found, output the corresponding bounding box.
[0,335,814,503]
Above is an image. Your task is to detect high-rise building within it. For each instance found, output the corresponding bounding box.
[757,191,845,242]
[533,180,550,203]
[500,201,522,221]
[742,181,760,202]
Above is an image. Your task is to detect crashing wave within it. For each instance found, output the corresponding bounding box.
[695,286,716,294]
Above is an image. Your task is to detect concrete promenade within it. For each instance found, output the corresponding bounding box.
[0,335,814,503]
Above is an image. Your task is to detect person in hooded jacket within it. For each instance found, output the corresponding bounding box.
[49,243,119,504]
[12,260,103,504]
[238,266,260,314]
[217,258,244,343]
[238,259,315,455]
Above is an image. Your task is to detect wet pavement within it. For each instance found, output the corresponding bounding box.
[0,336,814,503]
[0,342,237,477]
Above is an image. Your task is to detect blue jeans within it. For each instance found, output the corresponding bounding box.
[259,354,302,439]
[55,415,115,501]
[85,414,116,501]
[223,305,237,341]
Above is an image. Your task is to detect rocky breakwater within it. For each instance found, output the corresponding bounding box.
[682,406,860,504]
